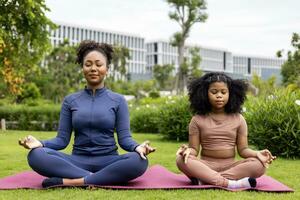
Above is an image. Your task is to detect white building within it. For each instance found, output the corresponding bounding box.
[146,40,233,74]
[49,22,285,82]
[233,55,285,81]
[146,40,285,82]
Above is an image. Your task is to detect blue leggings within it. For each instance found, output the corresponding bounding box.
[27,147,148,185]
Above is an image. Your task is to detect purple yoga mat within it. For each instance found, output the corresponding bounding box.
[0,165,294,192]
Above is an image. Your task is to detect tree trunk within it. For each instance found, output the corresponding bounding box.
[176,40,185,94]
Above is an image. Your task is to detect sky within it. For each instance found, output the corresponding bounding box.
[45,0,300,58]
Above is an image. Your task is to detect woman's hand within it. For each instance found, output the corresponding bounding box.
[176,144,192,164]
[256,149,276,168]
[135,140,156,159]
[18,135,43,149]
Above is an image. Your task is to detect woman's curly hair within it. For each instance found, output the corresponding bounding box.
[188,72,248,115]
[76,40,114,67]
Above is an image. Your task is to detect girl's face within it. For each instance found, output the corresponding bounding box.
[82,50,108,88]
[208,81,229,112]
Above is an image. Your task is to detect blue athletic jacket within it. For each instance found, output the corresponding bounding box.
[41,87,139,155]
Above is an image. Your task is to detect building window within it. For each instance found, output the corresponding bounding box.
[223,52,226,70]
[154,43,158,52]
[247,58,251,74]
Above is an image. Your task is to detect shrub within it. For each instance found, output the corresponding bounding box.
[18,82,41,102]
[136,96,169,107]
[157,96,192,141]
[148,90,160,98]
[244,89,300,158]
[130,105,160,133]
[0,104,60,131]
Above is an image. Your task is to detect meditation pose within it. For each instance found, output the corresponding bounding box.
[176,72,276,189]
[19,40,155,188]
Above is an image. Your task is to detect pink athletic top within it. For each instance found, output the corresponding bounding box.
[189,114,247,150]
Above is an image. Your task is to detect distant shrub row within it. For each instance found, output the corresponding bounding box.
[0,105,60,131]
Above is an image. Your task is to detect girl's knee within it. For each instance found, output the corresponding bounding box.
[248,157,266,177]
[176,154,184,167]
[176,154,190,172]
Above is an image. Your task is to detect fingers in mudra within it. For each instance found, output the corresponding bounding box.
[142,141,155,155]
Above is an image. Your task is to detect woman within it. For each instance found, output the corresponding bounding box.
[19,40,155,188]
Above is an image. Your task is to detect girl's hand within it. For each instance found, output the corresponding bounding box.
[18,135,43,149]
[176,144,191,164]
[256,149,276,168]
[135,140,156,159]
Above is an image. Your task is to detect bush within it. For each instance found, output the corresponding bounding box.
[18,82,41,102]
[244,89,300,158]
[157,96,192,141]
[0,104,60,131]
[136,96,169,107]
[148,90,160,98]
[130,105,160,133]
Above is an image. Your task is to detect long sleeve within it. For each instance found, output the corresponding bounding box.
[41,97,72,150]
[116,96,139,152]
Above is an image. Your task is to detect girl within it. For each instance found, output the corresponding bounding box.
[176,72,276,189]
[19,40,155,188]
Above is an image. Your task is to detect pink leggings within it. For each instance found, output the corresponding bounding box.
[176,154,265,187]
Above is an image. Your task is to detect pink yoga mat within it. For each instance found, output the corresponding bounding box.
[0,165,294,192]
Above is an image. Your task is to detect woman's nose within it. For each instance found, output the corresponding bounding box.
[90,64,97,71]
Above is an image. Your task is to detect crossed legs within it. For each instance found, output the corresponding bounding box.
[27,147,148,186]
[176,154,265,187]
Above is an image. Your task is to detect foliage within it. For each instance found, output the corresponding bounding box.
[130,96,193,136]
[251,73,278,96]
[278,33,300,86]
[153,64,174,89]
[158,96,192,141]
[130,105,160,133]
[134,96,173,107]
[38,40,82,103]
[167,0,208,93]
[148,90,160,98]
[188,46,202,78]
[0,0,56,98]
[244,89,300,158]
[111,44,130,81]
[16,82,41,103]
[0,104,60,131]
[107,79,158,99]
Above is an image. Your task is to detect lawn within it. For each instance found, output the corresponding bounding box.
[0,130,299,200]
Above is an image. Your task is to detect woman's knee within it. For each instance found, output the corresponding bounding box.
[27,147,44,166]
[127,152,148,175]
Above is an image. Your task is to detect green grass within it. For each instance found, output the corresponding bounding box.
[0,130,299,200]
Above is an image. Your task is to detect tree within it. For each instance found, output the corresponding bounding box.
[187,46,202,79]
[0,0,56,99]
[37,40,82,103]
[167,0,208,93]
[111,44,131,81]
[153,64,174,89]
[277,33,300,86]
[251,73,277,96]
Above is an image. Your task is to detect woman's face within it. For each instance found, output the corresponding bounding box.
[208,81,229,112]
[82,50,108,88]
